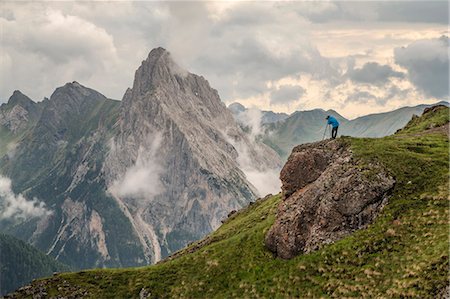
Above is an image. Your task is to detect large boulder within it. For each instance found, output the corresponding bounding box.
[266,139,395,259]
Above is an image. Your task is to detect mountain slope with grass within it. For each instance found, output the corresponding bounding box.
[0,233,71,296]
[262,102,448,160]
[7,106,449,298]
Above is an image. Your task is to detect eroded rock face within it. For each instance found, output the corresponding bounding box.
[265,139,395,259]
[280,140,347,198]
[0,91,42,134]
[104,47,281,262]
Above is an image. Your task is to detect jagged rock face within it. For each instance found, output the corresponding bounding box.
[265,139,395,259]
[105,47,280,262]
[0,91,42,134]
[0,84,143,269]
[0,104,30,134]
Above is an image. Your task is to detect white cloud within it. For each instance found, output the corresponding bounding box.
[234,107,263,138]
[1,1,447,118]
[292,1,448,24]
[222,112,281,197]
[270,85,306,105]
[347,62,404,85]
[232,140,281,197]
[0,175,52,220]
[1,4,121,101]
[109,133,164,202]
[394,36,449,99]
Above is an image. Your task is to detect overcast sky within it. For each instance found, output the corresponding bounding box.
[1,1,448,118]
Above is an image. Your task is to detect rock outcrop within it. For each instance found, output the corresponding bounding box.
[423,104,448,115]
[265,139,395,259]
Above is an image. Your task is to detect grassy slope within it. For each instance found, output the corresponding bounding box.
[0,234,71,296]
[19,109,450,298]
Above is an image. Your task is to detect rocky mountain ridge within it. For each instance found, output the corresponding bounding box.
[0,47,280,269]
[0,91,42,134]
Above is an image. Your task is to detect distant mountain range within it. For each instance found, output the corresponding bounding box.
[229,102,449,159]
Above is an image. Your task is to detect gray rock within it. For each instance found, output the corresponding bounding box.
[103,47,281,262]
[265,139,395,259]
[0,91,42,134]
[139,287,151,299]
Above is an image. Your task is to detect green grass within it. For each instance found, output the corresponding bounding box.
[399,106,449,134]
[16,109,450,298]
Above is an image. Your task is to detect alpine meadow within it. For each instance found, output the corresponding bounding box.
[0,1,448,298]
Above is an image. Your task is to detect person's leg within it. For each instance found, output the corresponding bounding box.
[332,127,338,139]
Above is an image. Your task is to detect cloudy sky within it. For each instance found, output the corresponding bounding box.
[1,1,448,118]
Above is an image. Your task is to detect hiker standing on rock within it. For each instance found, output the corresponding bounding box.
[326,115,339,139]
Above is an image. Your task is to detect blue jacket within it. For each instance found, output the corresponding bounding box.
[327,116,339,128]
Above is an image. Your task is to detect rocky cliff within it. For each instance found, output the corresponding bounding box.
[0,82,135,269]
[0,91,42,135]
[265,139,395,258]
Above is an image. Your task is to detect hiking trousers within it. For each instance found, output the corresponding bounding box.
[332,126,338,139]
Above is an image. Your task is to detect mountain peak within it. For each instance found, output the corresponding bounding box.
[143,47,174,70]
[8,90,35,107]
[52,81,95,99]
[60,81,84,90]
[130,47,188,97]
[147,47,169,60]
[4,91,37,114]
[46,81,108,116]
[12,90,26,97]
[1,91,41,134]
